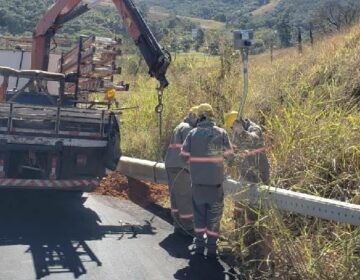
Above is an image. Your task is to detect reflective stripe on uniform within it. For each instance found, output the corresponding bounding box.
[189,157,224,163]
[171,208,179,213]
[207,229,220,237]
[180,151,191,157]
[239,147,266,158]
[179,213,194,219]
[224,148,234,156]
[169,143,183,149]
[194,227,207,233]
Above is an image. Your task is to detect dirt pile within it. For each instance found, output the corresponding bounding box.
[95,172,169,206]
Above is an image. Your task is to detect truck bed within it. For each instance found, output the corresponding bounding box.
[0,102,111,147]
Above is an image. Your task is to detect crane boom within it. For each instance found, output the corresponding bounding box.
[31,0,170,89]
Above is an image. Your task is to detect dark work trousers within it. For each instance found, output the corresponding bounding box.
[166,167,194,230]
[192,184,224,253]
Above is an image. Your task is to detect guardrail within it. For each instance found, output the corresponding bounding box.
[118,156,360,226]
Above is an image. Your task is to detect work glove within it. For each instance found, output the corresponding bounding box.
[232,120,246,146]
[232,120,245,134]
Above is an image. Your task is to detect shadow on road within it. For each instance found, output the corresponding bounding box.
[0,189,154,279]
[159,233,193,259]
[160,233,239,280]
[174,254,237,280]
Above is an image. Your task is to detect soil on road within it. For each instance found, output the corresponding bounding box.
[0,189,238,280]
[95,173,169,207]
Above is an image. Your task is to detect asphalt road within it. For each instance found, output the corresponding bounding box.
[0,190,238,280]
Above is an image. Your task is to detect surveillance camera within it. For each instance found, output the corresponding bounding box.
[233,30,255,49]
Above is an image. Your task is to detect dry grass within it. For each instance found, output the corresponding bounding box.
[149,7,226,30]
[117,25,360,278]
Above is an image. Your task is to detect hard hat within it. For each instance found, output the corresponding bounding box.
[198,103,214,117]
[105,88,116,100]
[224,111,238,129]
[189,106,199,116]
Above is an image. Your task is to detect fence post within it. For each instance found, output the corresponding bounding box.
[310,23,314,48]
[297,27,303,54]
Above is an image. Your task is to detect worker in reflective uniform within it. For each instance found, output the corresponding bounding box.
[165,106,199,235]
[181,103,234,258]
[224,111,270,185]
[224,113,272,268]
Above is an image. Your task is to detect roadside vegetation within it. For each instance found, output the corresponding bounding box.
[117,25,360,279]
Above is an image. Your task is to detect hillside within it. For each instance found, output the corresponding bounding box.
[0,0,347,35]
[146,0,264,21]
[145,0,339,29]
[148,7,225,30]
[1,0,358,55]
[252,0,281,16]
[0,0,126,39]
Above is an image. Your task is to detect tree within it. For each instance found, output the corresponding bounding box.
[138,1,149,18]
[208,42,219,55]
[276,13,292,48]
[149,21,164,41]
[194,29,205,51]
[257,28,277,61]
[317,0,360,32]
[214,13,227,23]
[182,38,192,52]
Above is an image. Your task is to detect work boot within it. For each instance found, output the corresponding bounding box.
[207,236,219,259]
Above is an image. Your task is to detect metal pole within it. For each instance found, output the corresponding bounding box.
[74,36,84,106]
[60,52,64,73]
[15,49,24,88]
[155,87,164,161]
[238,48,249,120]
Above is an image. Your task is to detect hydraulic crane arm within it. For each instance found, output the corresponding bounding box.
[31,0,86,72]
[31,0,170,89]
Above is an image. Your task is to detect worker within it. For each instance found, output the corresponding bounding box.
[180,103,234,258]
[224,111,270,185]
[164,106,199,236]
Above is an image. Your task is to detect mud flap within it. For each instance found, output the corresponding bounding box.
[104,113,121,171]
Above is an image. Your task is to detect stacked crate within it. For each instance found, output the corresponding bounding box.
[59,36,129,101]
